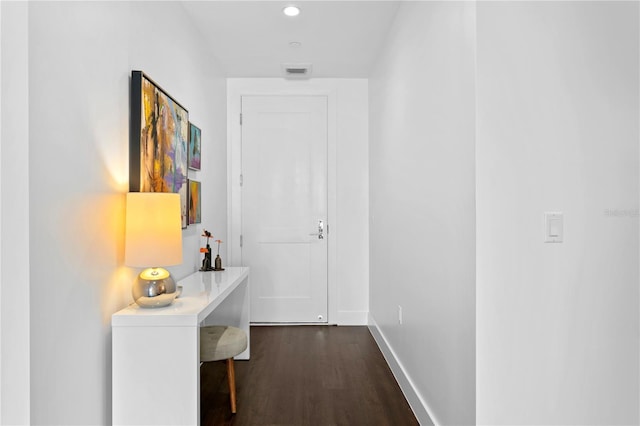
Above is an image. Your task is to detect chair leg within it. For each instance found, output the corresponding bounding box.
[226,358,237,414]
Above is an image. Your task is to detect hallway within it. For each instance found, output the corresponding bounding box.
[2,2,638,424]
[201,326,418,425]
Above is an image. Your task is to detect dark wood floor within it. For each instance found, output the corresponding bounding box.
[201,325,419,426]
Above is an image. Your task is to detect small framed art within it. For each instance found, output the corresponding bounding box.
[189,122,201,171]
[189,179,201,225]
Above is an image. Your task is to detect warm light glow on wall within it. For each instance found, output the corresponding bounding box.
[97,125,129,191]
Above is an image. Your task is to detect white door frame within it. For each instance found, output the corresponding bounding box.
[227,80,338,324]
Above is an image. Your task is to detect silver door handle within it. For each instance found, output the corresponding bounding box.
[308,220,324,239]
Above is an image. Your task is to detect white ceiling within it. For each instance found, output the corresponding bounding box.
[181,1,400,78]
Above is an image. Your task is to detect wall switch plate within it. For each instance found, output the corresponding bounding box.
[398,305,403,325]
[544,212,563,243]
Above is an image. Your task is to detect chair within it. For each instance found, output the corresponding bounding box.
[199,325,248,414]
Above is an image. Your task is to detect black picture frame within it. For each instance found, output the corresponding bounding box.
[188,179,202,225]
[130,70,189,228]
[188,122,202,171]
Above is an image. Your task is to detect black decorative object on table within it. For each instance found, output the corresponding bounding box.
[213,239,225,271]
[200,229,214,271]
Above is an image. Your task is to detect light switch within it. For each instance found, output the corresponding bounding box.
[544,212,563,243]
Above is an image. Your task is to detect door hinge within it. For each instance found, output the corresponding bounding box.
[239,174,243,186]
[240,235,243,247]
[240,113,243,125]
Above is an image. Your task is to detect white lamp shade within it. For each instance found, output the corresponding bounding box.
[125,192,183,267]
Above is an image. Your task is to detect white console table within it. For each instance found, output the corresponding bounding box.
[112,267,250,426]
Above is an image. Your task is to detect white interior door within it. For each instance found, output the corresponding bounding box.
[241,95,328,323]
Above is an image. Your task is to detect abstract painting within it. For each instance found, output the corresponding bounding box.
[130,71,189,228]
[189,122,201,171]
[189,179,201,225]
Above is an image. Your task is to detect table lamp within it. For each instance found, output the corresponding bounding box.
[125,192,183,308]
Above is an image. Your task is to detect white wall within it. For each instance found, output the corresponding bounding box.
[1,0,3,417]
[476,2,639,424]
[227,78,369,325]
[26,2,226,424]
[368,2,476,425]
[0,2,31,424]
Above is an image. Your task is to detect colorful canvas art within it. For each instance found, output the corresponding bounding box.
[130,71,189,228]
[189,123,201,171]
[189,179,201,224]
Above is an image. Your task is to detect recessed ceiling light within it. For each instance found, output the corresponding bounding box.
[289,41,302,48]
[283,6,300,17]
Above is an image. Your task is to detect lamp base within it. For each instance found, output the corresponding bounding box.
[132,267,177,308]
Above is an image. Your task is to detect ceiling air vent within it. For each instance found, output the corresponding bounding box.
[282,63,312,79]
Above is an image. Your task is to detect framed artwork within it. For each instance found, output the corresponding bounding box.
[188,122,201,171]
[188,179,201,225]
[130,70,189,228]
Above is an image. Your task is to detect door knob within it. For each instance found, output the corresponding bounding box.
[308,220,324,239]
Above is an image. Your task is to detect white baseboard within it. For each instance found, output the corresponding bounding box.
[368,315,437,426]
[250,310,369,326]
